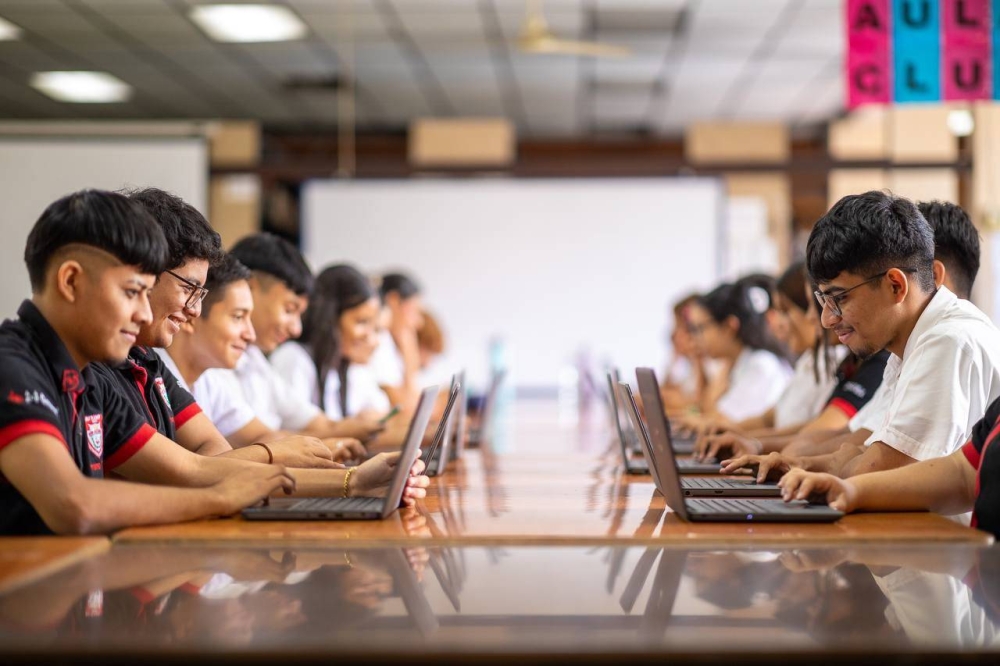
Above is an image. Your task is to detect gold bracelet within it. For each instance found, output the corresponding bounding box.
[343,467,355,498]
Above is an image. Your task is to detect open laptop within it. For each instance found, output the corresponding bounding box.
[615,382,724,475]
[423,378,462,477]
[607,370,695,457]
[618,381,781,497]
[449,369,468,462]
[241,385,439,521]
[467,369,506,447]
[635,368,843,523]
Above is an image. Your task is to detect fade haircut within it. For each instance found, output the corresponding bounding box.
[128,187,223,271]
[229,233,314,296]
[806,191,936,293]
[200,253,251,317]
[25,189,168,291]
[918,200,980,299]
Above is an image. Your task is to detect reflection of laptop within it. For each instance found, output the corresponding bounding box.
[242,386,438,521]
[449,369,467,462]
[616,382,724,475]
[635,368,843,523]
[423,378,462,477]
[619,381,780,497]
[386,547,439,636]
[607,368,695,455]
[468,369,505,447]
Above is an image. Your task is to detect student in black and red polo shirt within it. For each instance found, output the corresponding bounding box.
[0,189,296,535]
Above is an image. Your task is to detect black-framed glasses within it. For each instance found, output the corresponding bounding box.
[813,271,888,317]
[165,269,209,310]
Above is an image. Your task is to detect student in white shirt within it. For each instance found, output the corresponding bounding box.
[681,278,793,423]
[161,254,428,501]
[223,234,383,442]
[368,272,424,411]
[271,264,391,421]
[723,191,1000,484]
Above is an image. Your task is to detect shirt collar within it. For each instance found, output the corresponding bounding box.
[901,286,956,360]
[17,300,86,393]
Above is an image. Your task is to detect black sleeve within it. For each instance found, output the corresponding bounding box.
[89,370,156,469]
[967,396,1000,457]
[825,350,890,417]
[0,352,65,450]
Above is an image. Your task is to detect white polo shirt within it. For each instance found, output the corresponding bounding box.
[773,346,847,429]
[231,345,321,432]
[367,329,404,386]
[269,341,390,420]
[864,286,1000,460]
[849,381,888,433]
[715,348,793,422]
[155,349,257,438]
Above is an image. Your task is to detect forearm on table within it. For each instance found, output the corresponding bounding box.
[849,452,975,515]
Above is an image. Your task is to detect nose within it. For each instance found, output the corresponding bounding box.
[184,299,202,319]
[136,291,154,326]
[244,319,257,344]
[289,315,303,340]
[819,303,840,329]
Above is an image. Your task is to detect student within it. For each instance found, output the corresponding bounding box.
[219,233,384,442]
[660,294,709,412]
[681,277,793,422]
[0,190,299,534]
[91,189,341,469]
[723,191,1000,484]
[271,264,391,421]
[368,272,424,411]
[416,309,449,385]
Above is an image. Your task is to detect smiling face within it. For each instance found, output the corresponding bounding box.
[248,276,309,354]
[77,262,157,364]
[339,296,382,365]
[189,279,256,370]
[139,258,210,348]
[685,302,738,359]
[815,270,898,360]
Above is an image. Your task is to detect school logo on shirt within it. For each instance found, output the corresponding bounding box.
[154,377,172,413]
[84,414,103,458]
[842,381,867,399]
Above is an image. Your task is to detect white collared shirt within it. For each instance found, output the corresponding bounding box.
[715,348,793,422]
[155,349,257,438]
[773,346,848,429]
[269,342,390,420]
[865,286,1000,460]
[231,346,320,432]
[367,329,404,386]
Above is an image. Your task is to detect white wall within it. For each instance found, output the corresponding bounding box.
[0,137,207,317]
[302,178,723,390]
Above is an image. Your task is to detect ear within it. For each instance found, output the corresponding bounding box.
[54,260,86,304]
[932,259,946,289]
[885,267,910,305]
[724,314,741,335]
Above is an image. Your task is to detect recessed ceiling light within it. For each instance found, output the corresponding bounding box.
[0,16,21,41]
[947,108,975,137]
[30,71,132,103]
[189,4,307,43]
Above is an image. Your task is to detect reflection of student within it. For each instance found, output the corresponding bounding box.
[726,192,1000,483]
[271,265,390,421]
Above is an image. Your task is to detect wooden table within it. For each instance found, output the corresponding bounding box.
[0,537,109,594]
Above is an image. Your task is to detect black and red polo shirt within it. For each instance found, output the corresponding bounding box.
[961,396,1000,538]
[91,346,201,440]
[825,349,890,418]
[0,301,156,535]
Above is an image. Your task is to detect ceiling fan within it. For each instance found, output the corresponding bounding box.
[517,0,630,58]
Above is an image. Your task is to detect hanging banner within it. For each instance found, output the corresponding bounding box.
[895,0,941,102]
[848,0,892,107]
[943,0,991,100]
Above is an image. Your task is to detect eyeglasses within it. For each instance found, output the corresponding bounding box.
[165,270,209,310]
[813,271,888,318]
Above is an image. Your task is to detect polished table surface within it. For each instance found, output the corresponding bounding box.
[0,537,109,595]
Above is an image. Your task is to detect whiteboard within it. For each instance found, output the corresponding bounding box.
[0,137,207,317]
[302,178,723,389]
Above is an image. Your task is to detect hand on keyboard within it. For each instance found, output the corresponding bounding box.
[778,469,858,513]
[720,452,796,483]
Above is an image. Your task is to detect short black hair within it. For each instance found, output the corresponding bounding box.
[379,272,420,301]
[229,233,313,296]
[201,253,251,317]
[806,191,936,292]
[128,187,223,271]
[918,200,980,299]
[25,189,169,291]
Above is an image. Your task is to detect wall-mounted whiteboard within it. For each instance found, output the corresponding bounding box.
[303,178,723,389]
[0,137,207,317]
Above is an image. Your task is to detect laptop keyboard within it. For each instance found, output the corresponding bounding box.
[682,478,774,490]
[289,497,385,512]
[686,498,811,514]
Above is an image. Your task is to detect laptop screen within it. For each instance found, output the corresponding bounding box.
[381,385,439,517]
[635,368,691,521]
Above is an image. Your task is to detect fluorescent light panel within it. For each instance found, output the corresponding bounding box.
[30,71,132,103]
[189,4,307,43]
[0,16,21,40]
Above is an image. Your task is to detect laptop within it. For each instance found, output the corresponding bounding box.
[423,378,462,477]
[618,381,781,497]
[607,370,695,457]
[615,382,725,475]
[635,368,843,523]
[467,369,506,447]
[449,369,468,462]
[241,385,439,521]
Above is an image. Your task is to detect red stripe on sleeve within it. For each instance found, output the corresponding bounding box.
[827,397,859,419]
[0,420,67,452]
[963,440,982,470]
[174,402,202,430]
[105,423,156,470]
